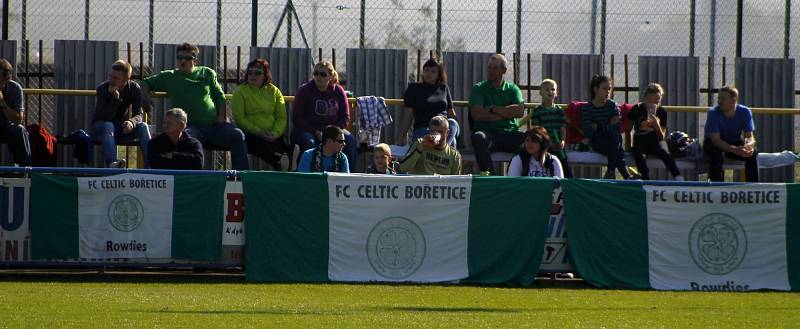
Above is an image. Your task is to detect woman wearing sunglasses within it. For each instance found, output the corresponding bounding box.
[231,58,299,171]
[292,61,357,167]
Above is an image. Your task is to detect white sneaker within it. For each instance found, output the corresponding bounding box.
[674,175,685,181]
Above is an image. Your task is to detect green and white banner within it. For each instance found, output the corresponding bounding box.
[30,173,225,261]
[77,174,174,258]
[562,179,800,291]
[242,172,553,285]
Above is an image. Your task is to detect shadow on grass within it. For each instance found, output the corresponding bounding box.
[131,305,525,316]
[130,304,800,316]
[0,270,591,288]
[379,306,524,313]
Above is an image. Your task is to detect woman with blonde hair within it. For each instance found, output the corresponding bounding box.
[292,61,357,166]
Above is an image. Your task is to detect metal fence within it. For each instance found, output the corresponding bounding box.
[1,0,798,172]
[2,1,798,102]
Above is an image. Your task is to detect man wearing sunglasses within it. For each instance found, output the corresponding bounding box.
[297,125,350,173]
[141,42,249,170]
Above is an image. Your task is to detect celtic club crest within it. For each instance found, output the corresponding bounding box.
[688,213,747,275]
[366,217,426,280]
[107,194,145,232]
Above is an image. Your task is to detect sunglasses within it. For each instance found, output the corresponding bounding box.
[176,55,196,61]
[335,139,346,144]
[247,69,263,76]
[313,70,329,78]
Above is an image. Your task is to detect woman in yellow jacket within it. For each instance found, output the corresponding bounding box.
[232,58,299,170]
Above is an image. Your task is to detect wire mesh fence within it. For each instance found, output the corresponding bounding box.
[1,0,798,106]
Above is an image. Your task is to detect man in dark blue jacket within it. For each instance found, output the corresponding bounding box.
[148,108,203,170]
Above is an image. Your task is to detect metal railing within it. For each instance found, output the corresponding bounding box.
[23,88,800,115]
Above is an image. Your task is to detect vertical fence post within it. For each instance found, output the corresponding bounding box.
[416,49,421,82]
[600,0,606,56]
[20,0,26,43]
[217,0,222,69]
[37,39,42,123]
[707,56,713,105]
[709,0,716,104]
[359,0,365,48]
[20,0,27,74]
[735,0,743,58]
[496,0,502,53]
[689,0,696,57]
[624,54,629,104]
[436,0,442,53]
[287,1,292,47]
[84,0,90,40]
[223,46,228,93]
[252,0,258,47]
[526,53,531,104]
[784,0,791,58]
[590,0,597,54]
[149,0,154,67]
[2,0,8,40]
[515,0,521,64]
[24,39,29,123]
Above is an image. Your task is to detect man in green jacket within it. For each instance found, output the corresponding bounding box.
[141,42,249,170]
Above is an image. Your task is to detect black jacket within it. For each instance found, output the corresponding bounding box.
[93,80,144,125]
[147,132,203,170]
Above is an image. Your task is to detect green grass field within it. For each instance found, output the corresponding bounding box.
[2,271,799,328]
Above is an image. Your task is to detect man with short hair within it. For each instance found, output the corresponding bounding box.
[147,108,203,170]
[141,42,249,170]
[399,115,461,175]
[469,54,526,175]
[0,58,31,166]
[93,59,150,168]
[704,86,758,182]
[297,125,350,173]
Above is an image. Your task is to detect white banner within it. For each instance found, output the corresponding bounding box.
[0,178,30,262]
[327,173,471,282]
[222,181,245,246]
[78,174,174,259]
[539,186,573,273]
[645,184,789,291]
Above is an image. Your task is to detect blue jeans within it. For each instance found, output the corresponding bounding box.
[187,123,250,170]
[0,123,31,166]
[412,118,460,149]
[92,121,151,167]
[292,128,357,166]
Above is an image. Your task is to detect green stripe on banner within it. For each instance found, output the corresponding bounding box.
[561,179,650,289]
[242,172,329,282]
[466,176,552,286]
[171,175,226,261]
[787,184,800,291]
[30,173,79,259]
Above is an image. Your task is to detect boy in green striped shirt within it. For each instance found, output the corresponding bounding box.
[522,79,572,177]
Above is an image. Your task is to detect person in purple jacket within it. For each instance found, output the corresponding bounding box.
[291,61,357,166]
